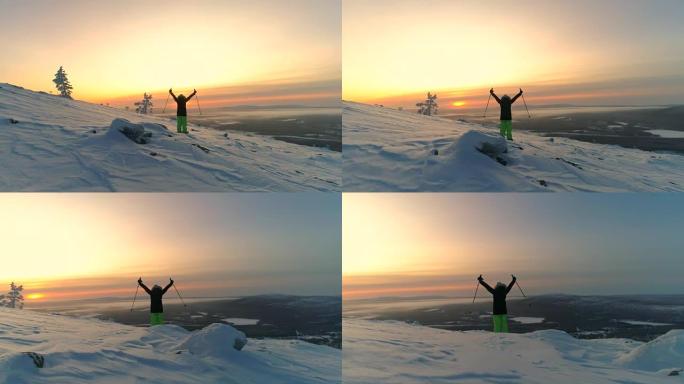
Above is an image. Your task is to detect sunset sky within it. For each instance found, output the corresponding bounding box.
[0,0,340,107]
[343,0,684,109]
[343,193,684,299]
[0,193,341,302]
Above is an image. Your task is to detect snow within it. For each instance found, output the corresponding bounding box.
[342,102,684,191]
[223,318,260,325]
[0,307,340,383]
[0,83,340,191]
[647,129,684,138]
[511,316,545,324]
[620,320,674,326]
[343,318,684,383]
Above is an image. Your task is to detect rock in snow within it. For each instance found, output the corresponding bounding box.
[0,83,340,191]
[342,102,684,192]
[0,307,339,383]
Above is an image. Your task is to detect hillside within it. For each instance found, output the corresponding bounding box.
[0,84,340,191]
[343,318,683,383]
[0,307,340,383]
[342,102,684,191]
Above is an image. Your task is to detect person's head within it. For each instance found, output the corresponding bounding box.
[502,95,511,101]
[495,282,506,291]
[178,94,186,101]
[152,284,162,293]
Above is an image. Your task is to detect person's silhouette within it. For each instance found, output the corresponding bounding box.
[138,277,174,325]
[478,274,516,332]
[490,88,523,140]
[169,89,197,134]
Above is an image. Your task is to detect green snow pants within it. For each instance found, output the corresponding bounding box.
[177,116,188,134]
[500,120,513,141]
[493,314,509,333]
[150,313,164,326]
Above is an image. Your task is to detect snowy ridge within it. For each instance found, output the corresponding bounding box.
[0,307,340,383]
[0,83,340,191]
[342,102,684,191]
[343,319,684,384]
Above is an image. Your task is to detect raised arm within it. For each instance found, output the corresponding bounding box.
[162,278,174,295]
[511,89,523,104]
[506,275,517,294]
[169,88,178,102]
[138,278,151,295]
[490,88,501,104]
[478,275,495,294]
[186,89,197,101]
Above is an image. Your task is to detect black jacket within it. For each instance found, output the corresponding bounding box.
[480,278,516,315]
[170,91,196,117]
[491,91,522,121]
[139,282,173,313]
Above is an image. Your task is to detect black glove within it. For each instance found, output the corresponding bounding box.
[169,88,173,94]
[137,278,143,285]
[519,88,523,94]
[511,274,517,280]
[489,88,494,94]
[477,274,483,282]
[169,278,174,285]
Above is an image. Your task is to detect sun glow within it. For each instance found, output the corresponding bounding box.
[451,101,466,107]
[26,293,45,300]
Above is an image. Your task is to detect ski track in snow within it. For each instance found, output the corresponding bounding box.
[0,308,340,384]
[343,319,684,384]
[0,84,340,191]
[342,102,684,192]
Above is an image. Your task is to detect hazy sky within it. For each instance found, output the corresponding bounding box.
[343,0,684,108]
[0,193,341,301]
[344,193,684,299]
[0,0,340,107]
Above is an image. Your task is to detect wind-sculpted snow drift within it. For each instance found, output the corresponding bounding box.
[343,319,684,384]
[342,102,684,192]
[0,308,340,383]
[0,83,340,191]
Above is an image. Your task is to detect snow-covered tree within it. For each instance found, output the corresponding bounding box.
[53,66,73,99]
[135,93,153,114]
[1,282,24,309]
[416,92,438,116]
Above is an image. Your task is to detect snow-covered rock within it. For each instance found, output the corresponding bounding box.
[0,83,340,191]
[343,318,684,384]
[342,102,684,192]
[0,307,339,383]
[176,323,247,355]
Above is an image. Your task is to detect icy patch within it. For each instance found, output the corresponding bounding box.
[223,318,260,325]
[646,129,684,138]
[511,316,545,324]
[620,320,674,326]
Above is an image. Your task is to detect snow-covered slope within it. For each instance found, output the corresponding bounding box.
[343,319,683,384]
[342,102,684,192]
[0,307,340,383]
[0,84,340,191]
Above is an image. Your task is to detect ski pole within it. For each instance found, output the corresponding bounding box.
[162,93,170,114]
[130,284,139,312]
[483,93,492,118]
[515,279,527,297]
[521,93,531,119]
[472,280,480,303]
[173,283,187,307]
[195,92,202,115]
